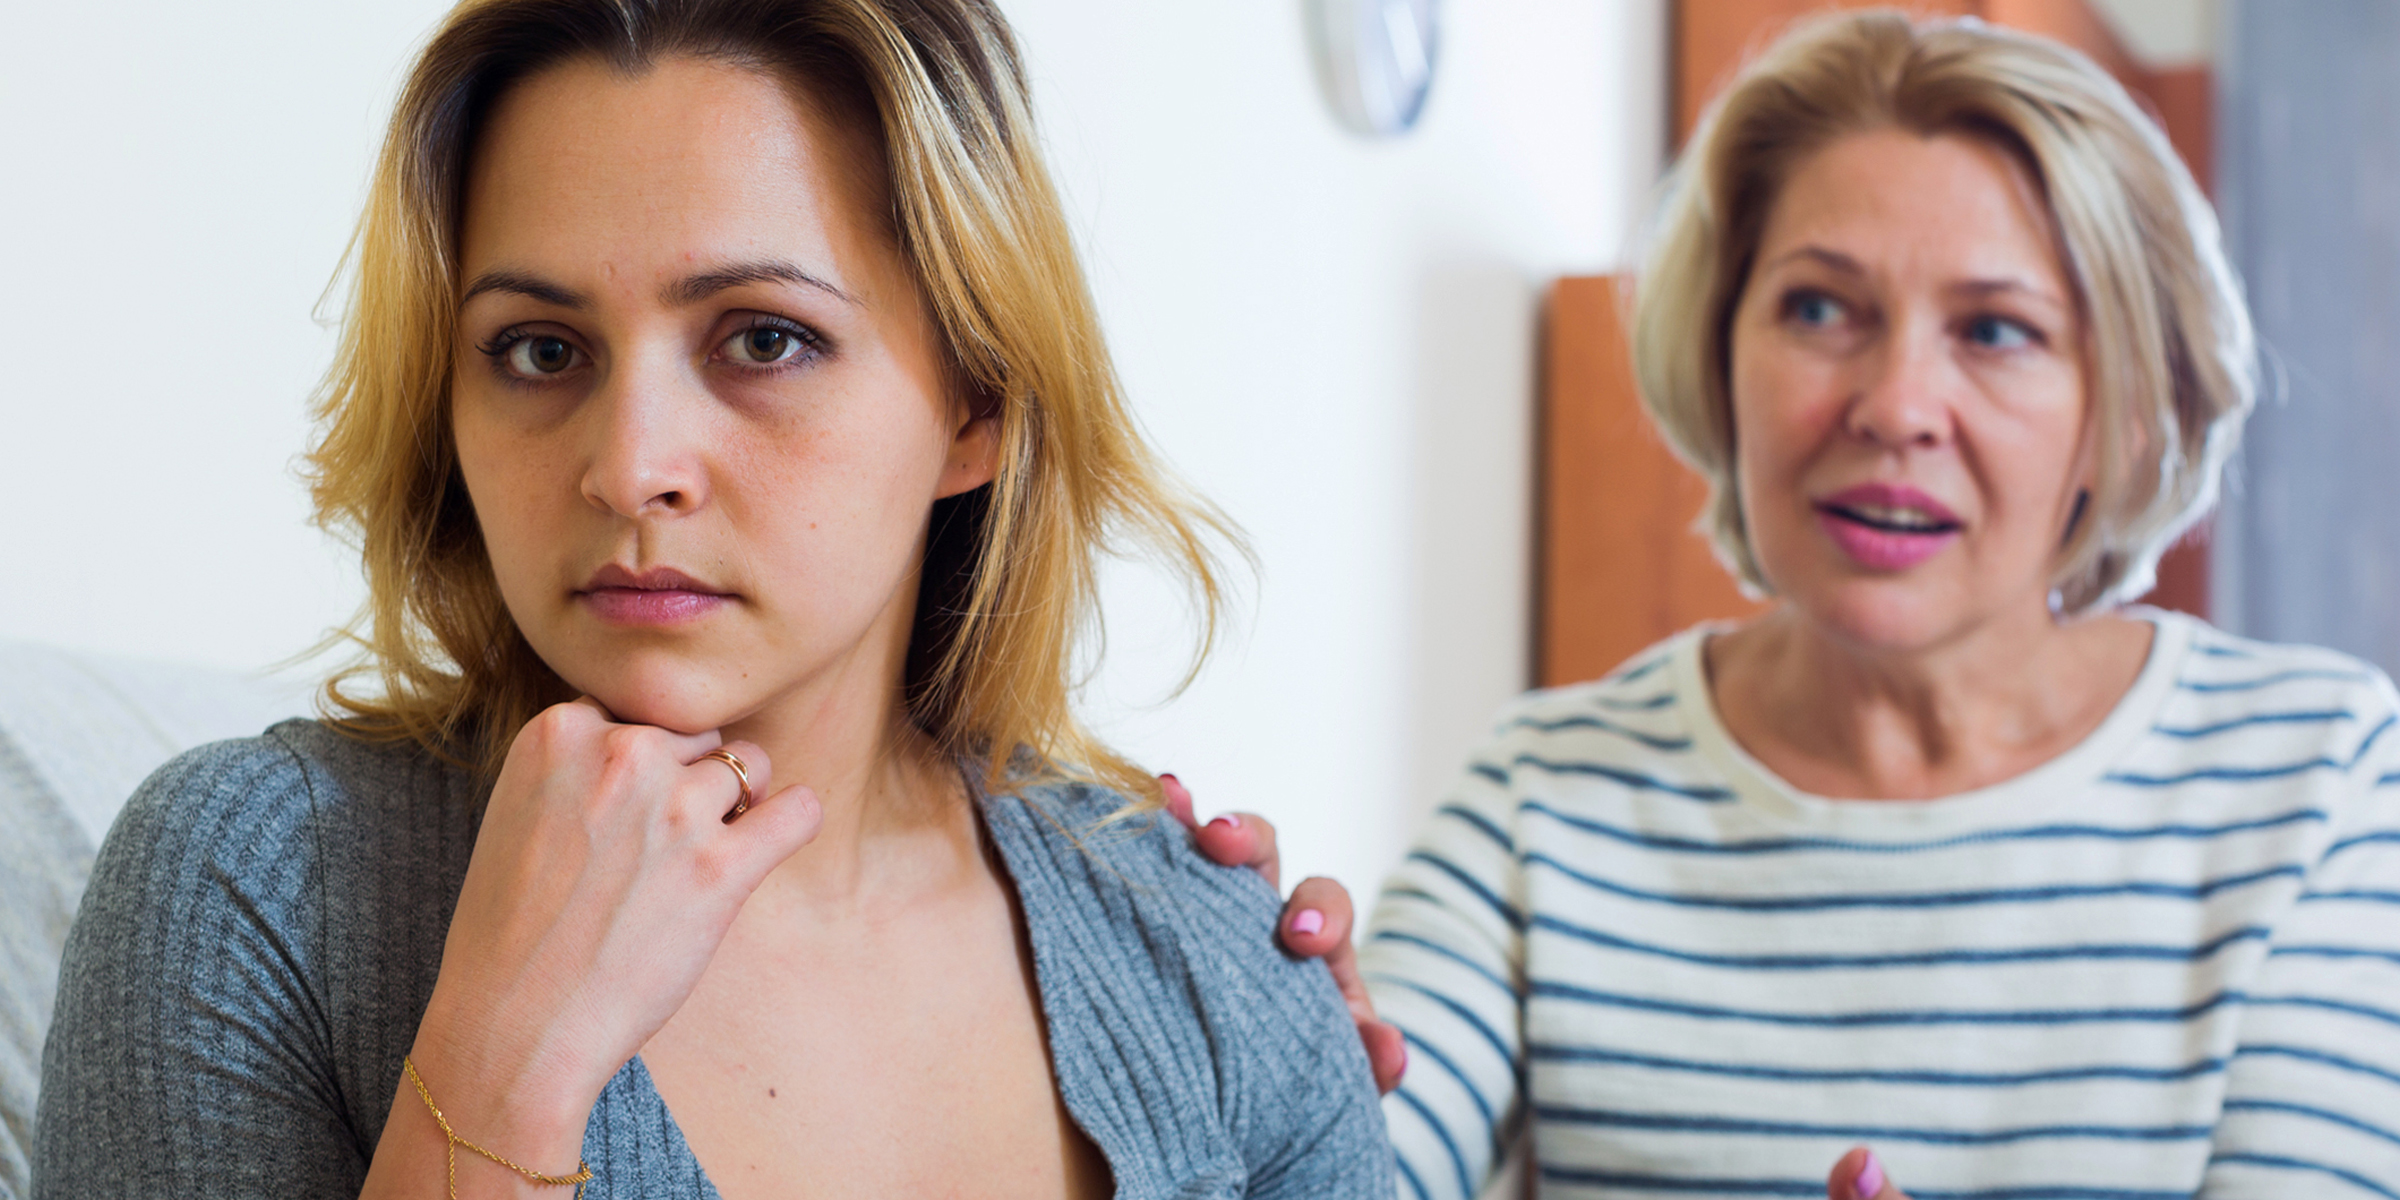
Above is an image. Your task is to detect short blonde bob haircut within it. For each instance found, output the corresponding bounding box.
[307,0,1234,802]
[1633,9,2255,614]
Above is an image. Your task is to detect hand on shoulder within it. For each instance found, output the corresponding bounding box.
[1160,774,1407,1094]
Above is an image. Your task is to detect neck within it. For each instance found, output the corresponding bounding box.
[717,616,975,907]
[1710,596,2153,799]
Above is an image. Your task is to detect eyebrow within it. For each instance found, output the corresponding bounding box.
[459,270,590,309]
[1766,245,2065,308]
[456,259,857,311]
[1950,277,2066,309]
[1764,245,1868,277]
[663,260,856,307]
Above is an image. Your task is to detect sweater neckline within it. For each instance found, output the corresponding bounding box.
[1672,608,2191,835]
[620,781,1122,1200]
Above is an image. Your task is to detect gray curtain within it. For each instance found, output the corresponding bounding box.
[2214,0,2400,672]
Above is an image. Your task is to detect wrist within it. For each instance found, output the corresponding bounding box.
[406,992,608,1167]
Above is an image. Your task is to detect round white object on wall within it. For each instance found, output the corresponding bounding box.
[1308,0,1440,138]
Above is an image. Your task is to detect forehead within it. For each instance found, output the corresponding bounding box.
[1758,129,2068,289]
[457,55,887,283]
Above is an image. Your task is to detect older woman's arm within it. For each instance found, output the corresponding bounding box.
[2200,691,2400,1197]
[1351,756,1532,1200]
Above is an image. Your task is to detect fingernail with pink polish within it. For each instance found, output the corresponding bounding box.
[1207,813,1242,830]
[1291,909,1325,936]
[1854,1151,1886,1199]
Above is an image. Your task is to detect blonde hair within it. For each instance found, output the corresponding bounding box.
[1632,9,2254,613]
[307,0,1237,804]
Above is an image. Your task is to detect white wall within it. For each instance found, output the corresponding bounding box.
[1018,2,1667,893]
[0,2,447,672]
[0,0,1665,898]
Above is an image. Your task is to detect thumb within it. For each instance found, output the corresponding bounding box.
[1828,1147,1905,1200]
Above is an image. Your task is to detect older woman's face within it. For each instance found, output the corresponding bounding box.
[1727,129,2087,651]
[451,57,994,733]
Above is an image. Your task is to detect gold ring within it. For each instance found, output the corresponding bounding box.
[700,748,753,815]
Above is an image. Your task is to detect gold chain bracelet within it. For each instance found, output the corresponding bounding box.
[402,1056,596,1199]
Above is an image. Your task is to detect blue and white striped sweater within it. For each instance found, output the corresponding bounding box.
[1362,610,2400,1200]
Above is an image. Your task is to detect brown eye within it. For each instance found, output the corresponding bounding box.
[505,335,579,376]
[725,326,800,365]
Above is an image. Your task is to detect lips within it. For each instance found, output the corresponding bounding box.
[575,564,734,626]
[1813,482,1962,571]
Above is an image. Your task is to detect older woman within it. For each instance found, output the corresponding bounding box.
[34,1,1391,1197]
[1180,11,2400,1199]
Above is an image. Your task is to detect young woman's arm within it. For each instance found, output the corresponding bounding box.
[35,706,820,1200]
[363,702,820,1200]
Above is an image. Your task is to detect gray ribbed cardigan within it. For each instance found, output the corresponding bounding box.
[33,720,1392,1199]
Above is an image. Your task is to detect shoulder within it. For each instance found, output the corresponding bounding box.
[984,780,1275,905]
[39,721,464,1198]
[91,722,327,904]
[981,781,1394,1195]
[98,719,476,887]
[71,719,480,996]
[2162,612,2399,710]
[2142,612,2400,769]
[1495,631,1690,729]
[2117,615,2400,855]
[980,781,1299,995]
[1455,628,1722,806]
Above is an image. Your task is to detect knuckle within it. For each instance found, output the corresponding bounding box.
[592,749,645,798]
[515,705,575,755]
[689,843,740,890]
[599,724,656,765]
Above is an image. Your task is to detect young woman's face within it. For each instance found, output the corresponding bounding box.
[1726,129,2089,652]
[452,56,995,733]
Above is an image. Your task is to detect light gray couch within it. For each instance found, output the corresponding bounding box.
[0,643,305,1199]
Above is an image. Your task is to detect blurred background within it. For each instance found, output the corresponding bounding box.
[0,0,2388,904]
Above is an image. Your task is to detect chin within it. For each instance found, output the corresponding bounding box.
[557,650,759,735]
[1787,574,1982,656]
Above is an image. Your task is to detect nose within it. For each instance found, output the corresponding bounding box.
[579,360,710,519]
[1843,320,1953,451]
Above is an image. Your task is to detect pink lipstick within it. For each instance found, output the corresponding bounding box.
[1814,482,1963,571]
[575,564,733,626]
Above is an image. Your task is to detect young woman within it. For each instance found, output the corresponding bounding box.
[33,2,1391,1197]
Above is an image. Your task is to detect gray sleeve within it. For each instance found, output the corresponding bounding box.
[34,738,366,1200]
[1137,819,1399,1199]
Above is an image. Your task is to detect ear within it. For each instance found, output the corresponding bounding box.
[935,397,1000,500]
[2060,417,2104,537]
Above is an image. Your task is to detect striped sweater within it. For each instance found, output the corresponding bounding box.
[1362,610,2400,1199]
